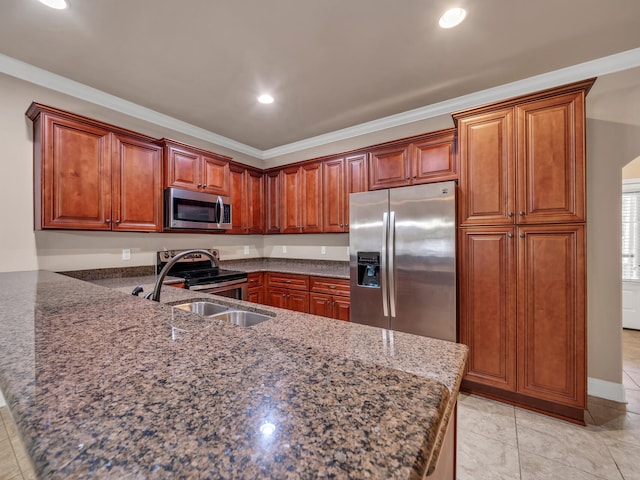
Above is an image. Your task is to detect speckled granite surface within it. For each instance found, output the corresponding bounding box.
[0,270,466,479]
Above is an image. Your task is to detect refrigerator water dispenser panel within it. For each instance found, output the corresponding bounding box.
[357,252,381,287]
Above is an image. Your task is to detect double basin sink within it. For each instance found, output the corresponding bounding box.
[172,301,273,327]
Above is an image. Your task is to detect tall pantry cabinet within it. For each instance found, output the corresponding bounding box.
[455,79,594,423]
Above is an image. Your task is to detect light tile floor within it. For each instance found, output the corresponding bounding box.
[457,328,640,480]
[1,330,639,479]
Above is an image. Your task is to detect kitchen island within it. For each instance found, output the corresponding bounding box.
[0,270,467,479]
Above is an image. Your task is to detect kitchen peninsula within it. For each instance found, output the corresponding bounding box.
[0,270,467,479]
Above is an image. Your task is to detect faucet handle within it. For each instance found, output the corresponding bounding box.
[131,285,144,296]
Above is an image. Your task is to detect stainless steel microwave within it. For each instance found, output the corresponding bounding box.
[164,187,232,230]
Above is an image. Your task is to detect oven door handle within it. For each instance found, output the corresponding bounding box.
[188,278,248,291]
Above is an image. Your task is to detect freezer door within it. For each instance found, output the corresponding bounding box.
[349,189,390,329]
[389,182,457,341]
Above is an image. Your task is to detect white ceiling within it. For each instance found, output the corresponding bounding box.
[1,0,640,153]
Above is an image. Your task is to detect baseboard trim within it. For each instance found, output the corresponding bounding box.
[587,377,627,403]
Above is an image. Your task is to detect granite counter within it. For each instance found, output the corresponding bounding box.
[0,270,466,479]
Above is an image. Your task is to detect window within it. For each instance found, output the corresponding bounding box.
[622,183,640,280]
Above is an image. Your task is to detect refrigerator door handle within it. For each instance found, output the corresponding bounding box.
[389,211,396,318]
[381,211,389,317]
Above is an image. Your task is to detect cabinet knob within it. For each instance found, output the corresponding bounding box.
[520,233,525,238]
[412,175,417,179]
[339,224,343,228]
[345,224,349,228]
[507,233,513,238]
[329,285,336,289]
[197,183,202,188]
[507,212,514,217]
[405,177,410,180]
[519,211,525,216]
[115,220,121,225]
[202,184,207,188]
[106,219,111,224]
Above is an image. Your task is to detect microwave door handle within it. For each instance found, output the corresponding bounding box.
[216,196,223,227]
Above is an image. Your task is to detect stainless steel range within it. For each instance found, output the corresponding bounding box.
[156,248,248,300]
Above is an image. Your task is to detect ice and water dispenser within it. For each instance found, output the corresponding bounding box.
[356,252,381,288]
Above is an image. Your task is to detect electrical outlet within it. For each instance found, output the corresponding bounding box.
[321,246,326,255]
[243,245,250,255]
[122,249,131,260]
[282,245,287,253]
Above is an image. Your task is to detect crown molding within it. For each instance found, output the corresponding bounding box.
[0,53,264,159]
[2,48,640,161]
[262,47,640,159]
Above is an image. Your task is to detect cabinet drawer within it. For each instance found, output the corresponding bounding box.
[265,272,309,291]
[247,271,264,288]
[309,276,350,297]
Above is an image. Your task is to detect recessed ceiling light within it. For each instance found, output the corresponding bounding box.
[38,0,69,9]
[439,8,466,28]
[258,94,274,104]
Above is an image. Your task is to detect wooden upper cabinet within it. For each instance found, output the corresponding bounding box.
[164,140,230,195]
[281,162,323,233]
[345,153,368,231]
[28,104,162,232]
[112,133,163,232]
[228,165,264,234]
[516,91,586,224]
[323,157,346,233]
[517,224,586,408]
[368,144,411,190]
[459,227,517,391]
[36,113,112,230]
[457,108,516,226]
[412,130,457,184]
[265,170,282,234]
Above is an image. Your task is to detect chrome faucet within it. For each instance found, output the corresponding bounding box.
[146,249,217,302]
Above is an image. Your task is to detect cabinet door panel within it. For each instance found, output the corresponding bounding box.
[412,133,456,184]
[368,145,410,190]
[517,225,585,408]
[227,167,245,234]
[323,158,345,232]
[246,170,264,234]
[166,146,199,190]
[112,134,162,232]
[267,287,288,309]
[333,297,351,321]
[458,109,515,225]
[516,92,585,223]
[281,167,302,233]
[265,171,282,234]
[202,155,230,195]
[459,227,517,390]
[43,115,111,229]
[345,153,367,231]
[309,292,332,317]
[248,288,264,304]
[288,290,310,313]
[301,162,323,233]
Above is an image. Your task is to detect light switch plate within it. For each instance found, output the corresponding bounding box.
[243,245,250,255]
[122,249,131,260]
[321,246,326,255]
[282,246,287,253]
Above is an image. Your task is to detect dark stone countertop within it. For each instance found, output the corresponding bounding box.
[0,270,466,479]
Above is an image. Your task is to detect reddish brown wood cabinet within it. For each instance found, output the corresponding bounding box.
[28,103,163,232]
[323,153,368,233]
[281,162,323,233]
[265,170,282,234]
[455,79,593,423]
[368,129,456,190]
[309,276,350,321]
[247,272,265,304]
[228,165,264,234]
[265,272,310,313]
[163,140,230,196]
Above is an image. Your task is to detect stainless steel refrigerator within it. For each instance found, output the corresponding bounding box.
[349,181,456,342]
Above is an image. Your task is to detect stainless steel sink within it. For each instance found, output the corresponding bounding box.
[210,310,273,327]
[172,301,231,316]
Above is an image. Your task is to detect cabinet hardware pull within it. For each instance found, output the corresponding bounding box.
[106,219,111,224]
[508,233,513,238]
[520,233,525,238]
[115,220,121,225]
[202,184,207,188]
[507,212,513,217]
[519,211,525,216]
[405,177,410,180]
[197,183,202,188]
[413,175,417,179]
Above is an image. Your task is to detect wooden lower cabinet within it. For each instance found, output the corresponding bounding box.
[267,287,309,313]
[459,224,586,422]
[247,272,265,304]
[309,276,350,321]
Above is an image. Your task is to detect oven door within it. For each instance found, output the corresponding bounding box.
[188,278,248,300]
